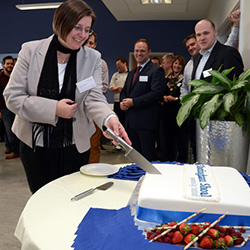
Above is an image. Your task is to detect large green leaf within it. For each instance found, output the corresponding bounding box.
[193,84,226,94]
[223,92,238,113]
[238,67,250,81]
[222,67,235,77]
[176,94,200,127]
[230,80,247,91]
[192,95,212,118]
[215,107,228,121]
[234,112,245,126]
[180,92,195,104]
[199,94,223,129]
[209,69,232,88]
[188,79,211,88]
[211,65,223,84]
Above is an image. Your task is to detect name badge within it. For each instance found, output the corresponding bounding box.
[76,76,96,93]
[203,68,212,78]
[139,76,148,82]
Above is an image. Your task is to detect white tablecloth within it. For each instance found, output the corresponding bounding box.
[15,164,137,250]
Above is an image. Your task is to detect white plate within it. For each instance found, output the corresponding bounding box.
[80,163,118,176]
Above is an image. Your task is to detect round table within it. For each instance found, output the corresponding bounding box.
[15,164,137,250]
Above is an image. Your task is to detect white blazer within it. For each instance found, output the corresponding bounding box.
[4,35,114,153]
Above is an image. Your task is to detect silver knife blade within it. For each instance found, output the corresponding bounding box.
[104,127,161,174]
[71,182,114,201]
[124,148,161,174]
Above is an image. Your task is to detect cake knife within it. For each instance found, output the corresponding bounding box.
[104,127,161,174]
[71,182,114,201]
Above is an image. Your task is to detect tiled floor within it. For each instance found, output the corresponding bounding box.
[0,139,132,250]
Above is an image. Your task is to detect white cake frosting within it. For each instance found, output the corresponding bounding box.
[183,164,220,202]
[136,164,250,226]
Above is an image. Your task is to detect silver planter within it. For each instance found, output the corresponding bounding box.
[196,120,250,173]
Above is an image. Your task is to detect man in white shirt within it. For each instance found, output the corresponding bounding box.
[109,57,128,153]
[180,9,240,99]
[184,14,243,162]
[110,57,128,126]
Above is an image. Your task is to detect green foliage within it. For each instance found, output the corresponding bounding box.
[177,66,250,132]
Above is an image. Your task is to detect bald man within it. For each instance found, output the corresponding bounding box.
[188,19,244,162]
[192,19,243,82]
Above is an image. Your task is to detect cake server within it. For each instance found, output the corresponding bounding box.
[104,127,161,174]
[71,181,114,201]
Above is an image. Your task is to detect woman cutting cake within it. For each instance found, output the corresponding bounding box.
[3,0,130,193]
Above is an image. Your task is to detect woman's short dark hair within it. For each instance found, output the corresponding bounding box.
[172,55,186,71]
[53,0,96,41]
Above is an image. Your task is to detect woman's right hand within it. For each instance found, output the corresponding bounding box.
[56,99,77,119]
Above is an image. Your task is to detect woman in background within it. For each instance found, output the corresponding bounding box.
[4,0,130,193]
[161,55,188,163]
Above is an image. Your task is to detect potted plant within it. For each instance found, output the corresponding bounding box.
[176,66,250,173]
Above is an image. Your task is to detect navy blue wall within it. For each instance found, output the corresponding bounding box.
[2,0,197,102]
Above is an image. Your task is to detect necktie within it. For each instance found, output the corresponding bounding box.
[131,66,141,85]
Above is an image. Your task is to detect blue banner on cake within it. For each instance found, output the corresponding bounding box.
[136,206,250,226]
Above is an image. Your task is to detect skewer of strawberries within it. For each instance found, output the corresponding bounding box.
[149,208,206,242]
[146,211,249,249]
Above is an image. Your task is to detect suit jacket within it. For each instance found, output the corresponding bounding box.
[120,60,165,130]
[192,41,244,82]
[3,35,114,153]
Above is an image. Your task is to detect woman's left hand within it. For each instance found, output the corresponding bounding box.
[104,116,131,145]
[164,95,178,102]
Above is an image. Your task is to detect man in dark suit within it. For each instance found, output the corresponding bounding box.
[192,19,243,81]
[120,39,165,161]
[190,19,244,161]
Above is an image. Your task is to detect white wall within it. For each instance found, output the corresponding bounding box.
[206,0,239,28]
[239,0,250,68]
[206,0,239,43]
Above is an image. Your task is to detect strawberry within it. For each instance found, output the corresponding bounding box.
[184,233,196,244]
[224,235,234,247]
[235,231,242,237]
[163,236,172,243]
[226,227,236,235]
[208,228,220,239]
[191,225,201,235]
[146,231,154,239]
[168,221,177,227]
[214,237,226,249]
[157,237,163,242]
[179,222,191,235]
[200,236,214,249]
[155,229,162,235]
[172,231,184,244]
[166,232,174,238]
[219,232,226,238]
[147,232,156,240]
[234,236,244,245]
[203,222,211,230]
